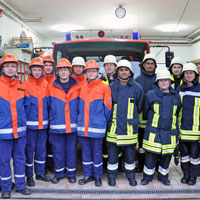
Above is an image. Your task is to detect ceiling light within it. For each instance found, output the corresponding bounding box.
[51,24,83,32]
[156,24,187,32]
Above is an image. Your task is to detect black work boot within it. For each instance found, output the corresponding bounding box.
[78,176,94,185]
[27,177,35,186]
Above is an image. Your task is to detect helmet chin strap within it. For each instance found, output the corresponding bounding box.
[118,75,129,81]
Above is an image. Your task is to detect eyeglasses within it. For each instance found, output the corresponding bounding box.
[4,64,17,69]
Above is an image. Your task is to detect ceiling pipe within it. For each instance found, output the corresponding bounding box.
[0,0,43,38]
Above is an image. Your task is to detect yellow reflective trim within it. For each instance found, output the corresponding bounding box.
[149,132,156,143]
[151,103,160,128]
[171,105,177,130]
[110,104,117,135]
[192,97,200,132]
[127,98,134,136]
[171,135,176,145]
[102,76,109,85]
[138,112,147,125]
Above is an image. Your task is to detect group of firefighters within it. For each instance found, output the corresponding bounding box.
[0,52,200,199]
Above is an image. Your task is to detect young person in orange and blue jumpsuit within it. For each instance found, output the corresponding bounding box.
[43,55,56,173]
[77,60,112,187]
[24,58,51,187]
[141,68,180,186]
[0,54,31,199]
[47,58,80,184]
[177,63,200,185]
[106,60,144,187]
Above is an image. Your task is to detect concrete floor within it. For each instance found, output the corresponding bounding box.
[6,161,200,200]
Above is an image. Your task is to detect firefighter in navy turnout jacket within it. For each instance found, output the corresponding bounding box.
[106,59,144,186]
[47,58,80,184]
[71,56,87,84]
[141,68,180,186]
[177,63,200,185]
[77,60,112,187]
[0,54,31,199]
[135,53,157,172]
[169,57,184,90]
[43,55,56,174]
[102,55,123,172]
[24,58,51,187]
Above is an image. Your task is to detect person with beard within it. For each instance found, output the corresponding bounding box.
[0,54,31,199]
[106,59,144,186]
[135,53,157,173]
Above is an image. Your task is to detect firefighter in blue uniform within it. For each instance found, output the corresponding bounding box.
[106,59,144,186]
[169,57,184,90]
[102,55,123,172]
[135,53,157,172]
[177,63,200,185]
[0,54,31,199]
[141,68,180,186]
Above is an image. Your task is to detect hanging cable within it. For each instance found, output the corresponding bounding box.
[155,0,190,57]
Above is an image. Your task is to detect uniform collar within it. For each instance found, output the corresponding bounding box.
[28,74,45,84]
[1,74,19,86]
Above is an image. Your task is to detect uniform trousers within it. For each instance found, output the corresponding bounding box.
[0,137,26,192]
[107,142,136,179]
[179,140,200,178]
[143,151,172,181]
[78,137,103,178]
[25,129,47,177]
[49,133,77,178]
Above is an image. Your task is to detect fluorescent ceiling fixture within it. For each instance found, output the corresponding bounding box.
[156,24,187,32]
[51,24,83,32]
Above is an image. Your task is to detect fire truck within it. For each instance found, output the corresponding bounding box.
[52,30,150,78]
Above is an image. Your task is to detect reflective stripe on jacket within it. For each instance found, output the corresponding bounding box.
[135,70,157,129]
[143,86,180,155]
[24,75,48,130]
[47,76,80,134]
[0,75,30,139]
[171,74,183,90]
[77,79,112,138]
[106,77,144,146]
[178,81,200,141]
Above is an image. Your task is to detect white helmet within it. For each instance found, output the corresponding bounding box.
[104,55,117,66]
[117,59,133,75]
[156,68,172,81]
[72,56,85,67]
[182,63,198,74]
[142,53,157,66]
[155,66,168,74]
[170,57,184,68]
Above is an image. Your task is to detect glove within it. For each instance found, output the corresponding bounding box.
[174,156,179,166]
[173,144,179,166]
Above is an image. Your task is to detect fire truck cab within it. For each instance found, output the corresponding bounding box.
[53,31,150,78]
